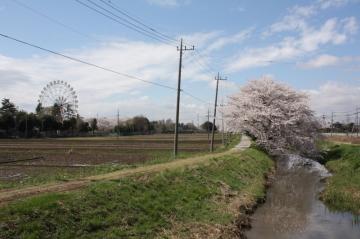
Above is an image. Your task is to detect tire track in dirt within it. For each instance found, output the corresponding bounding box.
[0,136,250,206]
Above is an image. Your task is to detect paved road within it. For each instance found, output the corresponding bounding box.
[232,135,251,151]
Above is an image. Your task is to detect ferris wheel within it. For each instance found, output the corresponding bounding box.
[38,80,78,119]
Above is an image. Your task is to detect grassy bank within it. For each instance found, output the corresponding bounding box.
[0,147,272,239]
[0,150,197,191]
[320,142,360,214]
[0,134,234,191]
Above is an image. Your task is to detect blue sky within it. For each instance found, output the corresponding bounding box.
[0,0,359,124]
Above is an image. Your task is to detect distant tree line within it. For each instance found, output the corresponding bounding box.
[114,116,211,135]
[320,122,359,134]
[0,98,96,138]
[0,98,217,138]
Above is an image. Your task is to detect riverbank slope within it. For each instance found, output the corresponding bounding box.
[0,147,273,238]
[320,141,360,214]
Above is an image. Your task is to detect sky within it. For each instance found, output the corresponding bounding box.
[0,0,359,124]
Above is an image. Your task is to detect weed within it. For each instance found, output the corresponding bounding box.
[0,148,273,238]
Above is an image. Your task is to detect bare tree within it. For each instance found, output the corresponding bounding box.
[225,77,319,156]
[90,118,98,135]
[97,117,113,132]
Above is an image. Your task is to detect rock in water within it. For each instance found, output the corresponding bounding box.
[286,154,332,179]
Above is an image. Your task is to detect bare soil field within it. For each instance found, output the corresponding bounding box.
[0,134,222,188]
[0,135,240,206]
[324,135,360,145]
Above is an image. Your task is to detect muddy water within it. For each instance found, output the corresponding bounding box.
[246,155,360,239]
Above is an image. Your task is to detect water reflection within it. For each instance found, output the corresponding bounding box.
[246,155,360,239]
[352,215,359,226]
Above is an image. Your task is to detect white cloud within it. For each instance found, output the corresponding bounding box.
[299,54,360,69]
[264,0,357,36]
[299,18,349,51]
[318,0,349,9]
[256,2,359,73]
[206,28,253,52]
[146,0,190,7]
[0,69,30,87]
[306,82,360,116]
[299,54,340,68]
[343,16,359,34]
[180,31,220,47]
[226,17,358,72]
[263,5,314,36]
[292,5,317,17]
[0,36,212,120]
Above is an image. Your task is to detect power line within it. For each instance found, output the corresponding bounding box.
[183,49,239,91]
[11,0,98,42]
[99,0,178,43]
[6,1,213,116]
[0,32,209,117]
[332,110,358,116]
[211,73,226,152]
[75,0,176,46]
[77,1,223,104]
[193,56,216,76]
[174,39,194,157]
[77,0,173,45]
[0,33,177,91]
[193,50,218,73]
[9,1,188,93]
[184,50,216,76]
[182,90,210,105]
[88,0,175,43]
[182,39,226,76]
[12,0,178,47]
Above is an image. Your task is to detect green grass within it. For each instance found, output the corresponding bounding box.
[0,147,273,239]
[0,164,130,190]
[0,150,197,190]
[320,142,360,214]
[0,135,239,191]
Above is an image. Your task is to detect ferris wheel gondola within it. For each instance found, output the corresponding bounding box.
[38,80,78,120]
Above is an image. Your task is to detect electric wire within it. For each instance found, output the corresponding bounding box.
[77,0,218,104]
[0,33,212,106]
[0,33,177,91]
[87,0,175,43]
[193,49,218,74]
[182,90,210,105]
[12,0,98,42]
[8,1,213,110]
[75,0,176,46]
[98,0,178,43]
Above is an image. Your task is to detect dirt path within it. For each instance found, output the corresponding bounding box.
[0,136,250,206]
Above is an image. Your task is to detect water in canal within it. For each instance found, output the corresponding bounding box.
[246,155,360,239]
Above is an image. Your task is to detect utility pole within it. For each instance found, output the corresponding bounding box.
[210,73,226,152]
[351,112,356,137]
[207,108,210,143]
[117,109,120,138]
[197,113,199,129]
[331,112,334,136]
[357,107,359,137]
[346,113,350,137]
[174,39,194,157]
[220,101,226,146]
[25,113,28,138]
[221,110,225,145]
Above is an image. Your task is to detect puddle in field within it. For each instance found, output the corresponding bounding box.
[246,154,360,239]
